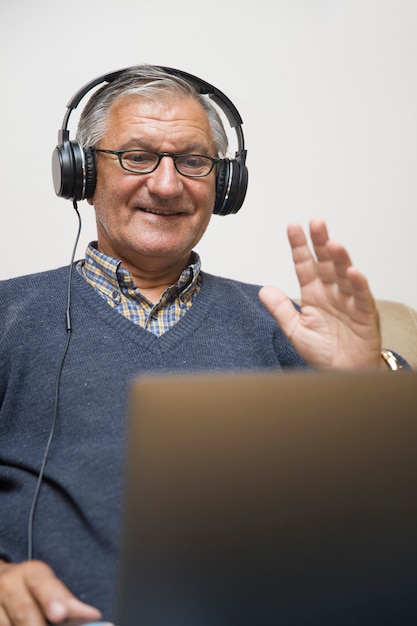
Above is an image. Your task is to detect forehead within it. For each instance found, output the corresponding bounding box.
[101,94,215,151]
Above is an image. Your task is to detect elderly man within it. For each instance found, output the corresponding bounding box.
[0,65,397,626]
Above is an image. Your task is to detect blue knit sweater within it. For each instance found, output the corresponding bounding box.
[0,265,306,619]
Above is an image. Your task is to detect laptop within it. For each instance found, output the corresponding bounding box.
[117,369,417,626]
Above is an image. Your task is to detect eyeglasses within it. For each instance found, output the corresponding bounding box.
[94,149,219,177]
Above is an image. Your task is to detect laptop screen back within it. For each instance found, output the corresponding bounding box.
[118,370,417,626]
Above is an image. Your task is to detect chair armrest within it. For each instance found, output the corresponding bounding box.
[377,300,417,370]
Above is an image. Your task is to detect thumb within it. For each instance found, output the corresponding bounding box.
[47,596,102,624]
[258,286,299,338]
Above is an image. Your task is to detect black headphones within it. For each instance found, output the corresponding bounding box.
[52,66,248,216]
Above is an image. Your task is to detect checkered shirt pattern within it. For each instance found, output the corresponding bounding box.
[77,242,202,337]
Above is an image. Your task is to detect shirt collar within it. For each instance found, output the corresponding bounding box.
[79,241,201,303]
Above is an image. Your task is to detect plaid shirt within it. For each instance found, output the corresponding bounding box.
[77,242,202,337]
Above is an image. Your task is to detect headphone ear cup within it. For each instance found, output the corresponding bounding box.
[233,154,248,214]
[52,141,75,200]
[214,159,230,215]
[52,140,95,201]
[83,148,96,199]
[214,157,248,215]
[70,141,90,202]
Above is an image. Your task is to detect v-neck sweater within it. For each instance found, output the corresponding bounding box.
[0,265,306,619]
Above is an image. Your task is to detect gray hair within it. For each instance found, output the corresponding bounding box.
[76,65,229,157]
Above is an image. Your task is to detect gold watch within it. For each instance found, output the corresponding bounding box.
[381,349,404,371]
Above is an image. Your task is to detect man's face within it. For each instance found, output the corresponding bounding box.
[89,93,217,273]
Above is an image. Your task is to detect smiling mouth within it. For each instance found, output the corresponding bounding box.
[141,207,183,216]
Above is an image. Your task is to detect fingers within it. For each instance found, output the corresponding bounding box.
[286,222,317,289]
[0,561,44,626]
[287,220,342,290]
[0,560,101,626]
[315,224,377,315]
[288,219,369,300]
[260,219,382,369]
[308,219,347,287]
[287,219,380,329]
[32,567,101,625]
[0,607,10,626]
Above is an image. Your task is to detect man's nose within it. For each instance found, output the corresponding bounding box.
[146,155,183,198]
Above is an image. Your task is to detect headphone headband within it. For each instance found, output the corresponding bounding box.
[64,66,244,130]
[52,65,248,215]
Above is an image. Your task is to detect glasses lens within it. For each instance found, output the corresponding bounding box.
[176,155,214,177]
[119,151,215,176]
[121,151,158,173]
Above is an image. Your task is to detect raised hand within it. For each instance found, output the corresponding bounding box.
[259,219,383,369]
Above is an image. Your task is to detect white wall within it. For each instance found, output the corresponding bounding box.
[1,0,416,307]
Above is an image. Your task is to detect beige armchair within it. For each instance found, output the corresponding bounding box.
[377,300,417,369]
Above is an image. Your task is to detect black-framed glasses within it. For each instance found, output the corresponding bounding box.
[94,149,219,177]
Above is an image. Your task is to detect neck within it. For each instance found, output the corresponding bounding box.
[129,269,182,304]
[95,239,195,303]
[122,255,192,304]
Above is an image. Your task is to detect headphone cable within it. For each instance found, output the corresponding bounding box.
[27,200,82,560]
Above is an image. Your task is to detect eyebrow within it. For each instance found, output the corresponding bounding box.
[118,140,214,155]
